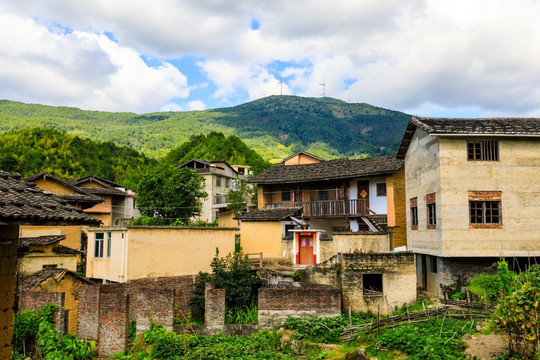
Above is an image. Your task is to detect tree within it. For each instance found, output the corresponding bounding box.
[226,180,256,215]
[136,165,207,223]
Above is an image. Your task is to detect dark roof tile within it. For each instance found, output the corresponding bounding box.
[20,268,92,292]
[236,207,302,221]
[18,235,66,248]
[248,156,403,184]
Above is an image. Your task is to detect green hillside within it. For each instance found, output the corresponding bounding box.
[0,96,412,162]
[0,127,155,188]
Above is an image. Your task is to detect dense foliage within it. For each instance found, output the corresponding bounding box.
[191,250,261,322]
[0,96,412,161]
[115,324,324,359]
[0,127,155,188]
[163,131,270,174]
[36,321,96,360]
[12,304,58,355]
[136,165,207,224]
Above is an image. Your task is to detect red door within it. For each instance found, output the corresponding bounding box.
[298,235,314,265]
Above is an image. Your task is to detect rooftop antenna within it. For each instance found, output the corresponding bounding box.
[320,80,326,97]
[277,76,284,96]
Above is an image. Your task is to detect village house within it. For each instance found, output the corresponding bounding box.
[397,117,540,297]
[179,159,246,224]
[242,151,407,265]
[0,170,99,359]
[23,172,104,249]
[85,225,238,283]
[72,175,140,225]
[17,235,81,276]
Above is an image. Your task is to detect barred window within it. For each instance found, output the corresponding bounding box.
[470,201,501,224]
[467,140,499,161]
[376,183,387,197]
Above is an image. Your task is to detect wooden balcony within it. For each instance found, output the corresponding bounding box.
[265,199,369,218]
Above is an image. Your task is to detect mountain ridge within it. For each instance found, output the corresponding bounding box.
[0,96,412,161]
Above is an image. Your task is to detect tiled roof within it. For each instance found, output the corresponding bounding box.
[248,156,403,184]
[0,170,101,225]
[281,151,324,163]
[74,175,124,188]
[18,235,66,248]
[79,186,126,196]
[236,207,302,221]
[397,117,540,158]
[26,173,104,206]
[20,268,92,292]
[53,245,82,255]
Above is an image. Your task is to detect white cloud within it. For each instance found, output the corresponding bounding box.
[2,0,540,115]
[0,9,190,112]
[187,100,206,111]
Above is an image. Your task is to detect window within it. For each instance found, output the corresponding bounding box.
[215,211,219,220]
[469,191,502,228]
[410,197,418,230]
[363,274,383,295]
[467,140,499,161]
[376,183,387,197]
[216,175,222,186]
[106,232,112,257]
[284,224,295,240]
[225,178,230,188]
[282,190,291,202]
[318,190,328,201]
[431,256,438,273]
[237,167,245,175]
[95,233,104,258]
[426,193,436,229]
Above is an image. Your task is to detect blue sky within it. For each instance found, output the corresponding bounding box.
[1,1,540,117]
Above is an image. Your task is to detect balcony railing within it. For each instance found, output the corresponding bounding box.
[266,199,369,217]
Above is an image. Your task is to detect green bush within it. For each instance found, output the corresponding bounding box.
[12,304,58,356]
[468,273,502,302]
[226,304,258,324]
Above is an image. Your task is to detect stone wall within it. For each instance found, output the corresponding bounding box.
[258,287,341,328]
[20,291,66,333]
[77,285,100,340]
[97,284,129,357]
[134,288,174,333]
[306,252,416,314]
[204,283,225,326]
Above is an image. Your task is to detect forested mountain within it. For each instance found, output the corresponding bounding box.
[0,96,412,161]
[163,132,270,174]
[0,127,155,188]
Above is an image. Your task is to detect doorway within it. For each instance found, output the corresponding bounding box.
[298,234,314,265]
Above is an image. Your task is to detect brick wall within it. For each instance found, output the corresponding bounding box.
[98,284,129,357]
[77,285,100,340]
[0,226,19,359]
[258,287,341,328]
[134,288,174,333]
[204,283,225,326]
[20,291,66,333]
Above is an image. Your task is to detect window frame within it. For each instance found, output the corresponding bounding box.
[216,175,222,186]
[410,197,418,230]
[106,232,112,258]
[426,193,436,229]
[468,191,502,229]
[95,232,104,258]
[467,140,499,161]
[318,189,328,201]
[376,183,387,197]
[362,273,383,296]
[281,190,291,202]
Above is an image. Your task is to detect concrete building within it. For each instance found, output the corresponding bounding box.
[398,117,540,296]
[179,159,246,223]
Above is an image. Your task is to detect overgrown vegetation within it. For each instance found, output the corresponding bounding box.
[12,304,96,360]
[190,249,261,323]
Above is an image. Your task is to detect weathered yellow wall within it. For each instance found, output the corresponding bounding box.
[32,178,76,194]
[20,225,82,249]
[38,275,87,335]
[239,221,283,259]
[386,168,407,249]
[284,153,321,165]
[0,225,18,359]
[126,227,237,279]
[87,227,238,281]
[19,250,79,276]
[218,212,238,228]
[84,196,113,225]
[405,129,443,256]
[86,228,125,283]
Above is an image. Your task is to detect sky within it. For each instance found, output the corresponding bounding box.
[1,1,540,117]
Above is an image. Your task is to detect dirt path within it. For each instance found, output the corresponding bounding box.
[463,333,508,359]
